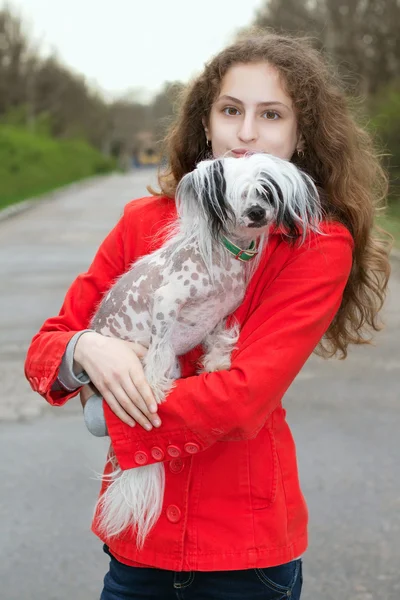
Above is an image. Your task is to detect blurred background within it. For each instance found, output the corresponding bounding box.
[0,0,399,235]
[0,1,399,599]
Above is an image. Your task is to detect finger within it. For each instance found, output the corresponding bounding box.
[124,405,158,431]
[122,377,161,427]
[129,369,158,413]
[128,342,148,359]
[102,390,137,428]
[112,384,156,431]
[127,371,159,415]
[122,377,150,414]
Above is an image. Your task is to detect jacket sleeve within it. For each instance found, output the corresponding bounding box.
[24,210,127,404]
[104,224,354,470]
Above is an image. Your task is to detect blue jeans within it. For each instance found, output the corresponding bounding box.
[100,544,303,599]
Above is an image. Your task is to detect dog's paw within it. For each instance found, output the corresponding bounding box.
[200,321,240,372]
[200,348,233,373]
[150,378,176,404]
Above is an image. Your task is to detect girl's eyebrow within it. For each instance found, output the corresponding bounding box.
[217,94,291,111]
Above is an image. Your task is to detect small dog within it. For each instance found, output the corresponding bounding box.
[84,153,324,548]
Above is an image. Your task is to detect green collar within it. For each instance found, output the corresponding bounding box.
[221,236,258,262]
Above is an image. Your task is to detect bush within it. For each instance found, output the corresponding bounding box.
[368,81,400,203]
[0,125,116,209]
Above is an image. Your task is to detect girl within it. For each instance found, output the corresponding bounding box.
[25,31,391,599]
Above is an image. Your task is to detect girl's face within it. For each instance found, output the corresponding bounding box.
[205,62,302,160]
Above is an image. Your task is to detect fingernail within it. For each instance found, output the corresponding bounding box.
[129,422,135,428]
[145,424,152,431]
[153,418,161,427]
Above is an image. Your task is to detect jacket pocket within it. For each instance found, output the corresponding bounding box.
[247,426,278,509]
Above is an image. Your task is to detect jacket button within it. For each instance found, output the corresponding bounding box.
[151,447,165,461]
[166,505,181,523]
[134,451,148,465]
[167,445,181,458]
[184,442,200,454]
[169,458,184,474]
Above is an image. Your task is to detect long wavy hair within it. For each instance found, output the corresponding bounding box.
[148,30,392,359]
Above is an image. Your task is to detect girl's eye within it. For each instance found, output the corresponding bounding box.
[223,106,240,116]
[223,107,280,119]
[263,110,280,120]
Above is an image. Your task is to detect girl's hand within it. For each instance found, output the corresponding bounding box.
[74,332,162,431]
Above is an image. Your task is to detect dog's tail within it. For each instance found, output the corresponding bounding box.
[94,456,165,549]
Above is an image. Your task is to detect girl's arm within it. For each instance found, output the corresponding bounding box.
[24,203,157,428]
[25,197,181,430]
[101,223,354,470]
[25,209,126,403]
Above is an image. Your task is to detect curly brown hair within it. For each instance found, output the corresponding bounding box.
[149,30,393,359]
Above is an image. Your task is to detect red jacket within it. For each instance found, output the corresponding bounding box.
[25,195,354,571]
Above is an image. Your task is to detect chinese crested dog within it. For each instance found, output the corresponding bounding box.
[84,152,324,548]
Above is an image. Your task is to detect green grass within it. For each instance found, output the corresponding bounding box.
[0,125,116,210]
[1,123,400,250]
[377,201,400,248]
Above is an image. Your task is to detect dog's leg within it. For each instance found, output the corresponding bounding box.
[143,330,179,404]
[143,286,182,404]
[200,319,240,373]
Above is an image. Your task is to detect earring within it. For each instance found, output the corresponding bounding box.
[296,148,305,159]
[206,138,211,148]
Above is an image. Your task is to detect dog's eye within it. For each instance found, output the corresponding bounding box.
[257,190,273,203]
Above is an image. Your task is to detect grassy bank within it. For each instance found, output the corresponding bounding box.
[0,126,116,210]
[1,124,399,249]
[377,202,400,248]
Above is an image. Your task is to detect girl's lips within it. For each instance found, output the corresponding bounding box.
[231,149,256,156]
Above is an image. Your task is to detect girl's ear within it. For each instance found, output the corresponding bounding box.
[202,117,209,137]
[296,134,305,153]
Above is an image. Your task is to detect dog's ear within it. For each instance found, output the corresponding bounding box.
[270,180,301,239]
[258,176,299,235]
[199,159,235,240]
[176,159,234,240]
[264,170,322,241]
[260,180,298,238]
[259,175,283,205]
[278,207,302,240]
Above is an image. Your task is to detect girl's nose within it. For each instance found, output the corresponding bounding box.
[238,117,258,143]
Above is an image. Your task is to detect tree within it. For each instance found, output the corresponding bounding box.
[0,4,36,114]
[368,80,400,198]
[150,81,184,140]
[251,0,400,94]
[0,3,186,156]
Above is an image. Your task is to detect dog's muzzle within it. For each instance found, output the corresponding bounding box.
[245,206,268,228]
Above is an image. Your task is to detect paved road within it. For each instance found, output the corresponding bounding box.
[0,169,399,599]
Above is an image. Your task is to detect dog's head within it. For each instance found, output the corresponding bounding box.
[176,153,323,244]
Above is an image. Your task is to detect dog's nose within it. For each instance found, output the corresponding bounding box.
[247,206,266,222]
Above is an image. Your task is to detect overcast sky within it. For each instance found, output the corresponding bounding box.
[14,0,264,101]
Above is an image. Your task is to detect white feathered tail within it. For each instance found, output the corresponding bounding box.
[94,453,165,549]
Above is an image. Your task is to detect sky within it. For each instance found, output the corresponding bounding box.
[13,0,264,102]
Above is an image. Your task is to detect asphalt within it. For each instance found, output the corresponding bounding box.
[0,169,399,599]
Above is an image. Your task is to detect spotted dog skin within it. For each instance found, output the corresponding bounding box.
[91,238,245,402]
